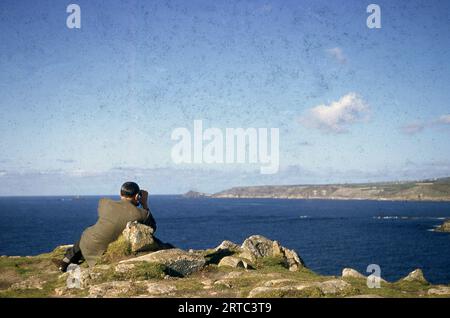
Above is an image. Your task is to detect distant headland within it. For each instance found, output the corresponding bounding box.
[184,177,450,202]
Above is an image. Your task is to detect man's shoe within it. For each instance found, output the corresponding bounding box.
[52,259,69,273]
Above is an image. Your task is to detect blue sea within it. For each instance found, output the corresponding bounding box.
[1,196,450,284]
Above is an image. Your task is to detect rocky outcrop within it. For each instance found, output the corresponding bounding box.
[401,269,428,284]
[239,235,304,271]
[122,221,159,253]
[436,219,450,232]
[342,268,366,279]
[427,286,450,295]
[0,234,446,298]
[119,249,206,277]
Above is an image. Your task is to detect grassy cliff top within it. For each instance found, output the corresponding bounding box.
[1,238,449,298]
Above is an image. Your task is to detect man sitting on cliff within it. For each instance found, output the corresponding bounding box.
[52,181,172,272]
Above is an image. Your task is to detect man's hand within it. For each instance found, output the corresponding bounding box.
[139,190,149,210]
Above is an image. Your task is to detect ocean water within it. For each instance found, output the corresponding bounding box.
[1,196,450,284]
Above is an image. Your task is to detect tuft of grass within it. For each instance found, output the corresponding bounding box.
[99,235,132,264]
[256,256,289,271]
[0,257,43,274]
[113,262,167,281]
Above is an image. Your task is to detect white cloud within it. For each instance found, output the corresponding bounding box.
[437,114,450,125]
[400,122,425,135]
[326,47,347,64]
[299,93,370,133]
[400,114,450,135]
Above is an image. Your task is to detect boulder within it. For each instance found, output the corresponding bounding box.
[401,269,428,284]
[342,268,366,279]
[239,235,304,271]
[122,221,158,253]
[120,248,206,277]
[241,235,278,259]
[218,256,246,269]
[282,248,303,271]
[436,219,450,232]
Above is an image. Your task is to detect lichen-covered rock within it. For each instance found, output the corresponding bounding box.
[10,276,46,290]
[144,282,177,296]
[88,281,138,298]
[263,279,298,287]
[315,279,353,295]
[123,221,158,253]
[218,256,246,269]
[248,279,352,298]
[282,248,303,271]
[342,268,366,279]
[401,269,428,284]
[239,235,304,271]
[241,235,277,259]
[428,286,450,295]
[120,248,206,277]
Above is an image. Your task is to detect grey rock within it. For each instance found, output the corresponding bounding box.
[241,235,277,259]
[215,240,241,252]
[248,279,352,298]
[123,221,158,253]
[120,248,206,277]
[240,235,304,271]
[218,256,246,269]
[401,269,428,284]
[144,282,177,296]
[315,279,352,295]
[436,219,450,232]
[342,268,366,279]
[248,279,351,298]
[88,281,136,298]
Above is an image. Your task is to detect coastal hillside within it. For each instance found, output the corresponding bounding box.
[211,177,450,201]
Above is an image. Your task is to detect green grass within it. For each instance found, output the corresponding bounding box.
[100,235,132,264]
[112,262,167,281]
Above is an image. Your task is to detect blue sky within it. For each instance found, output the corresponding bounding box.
[1,0,450,195]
